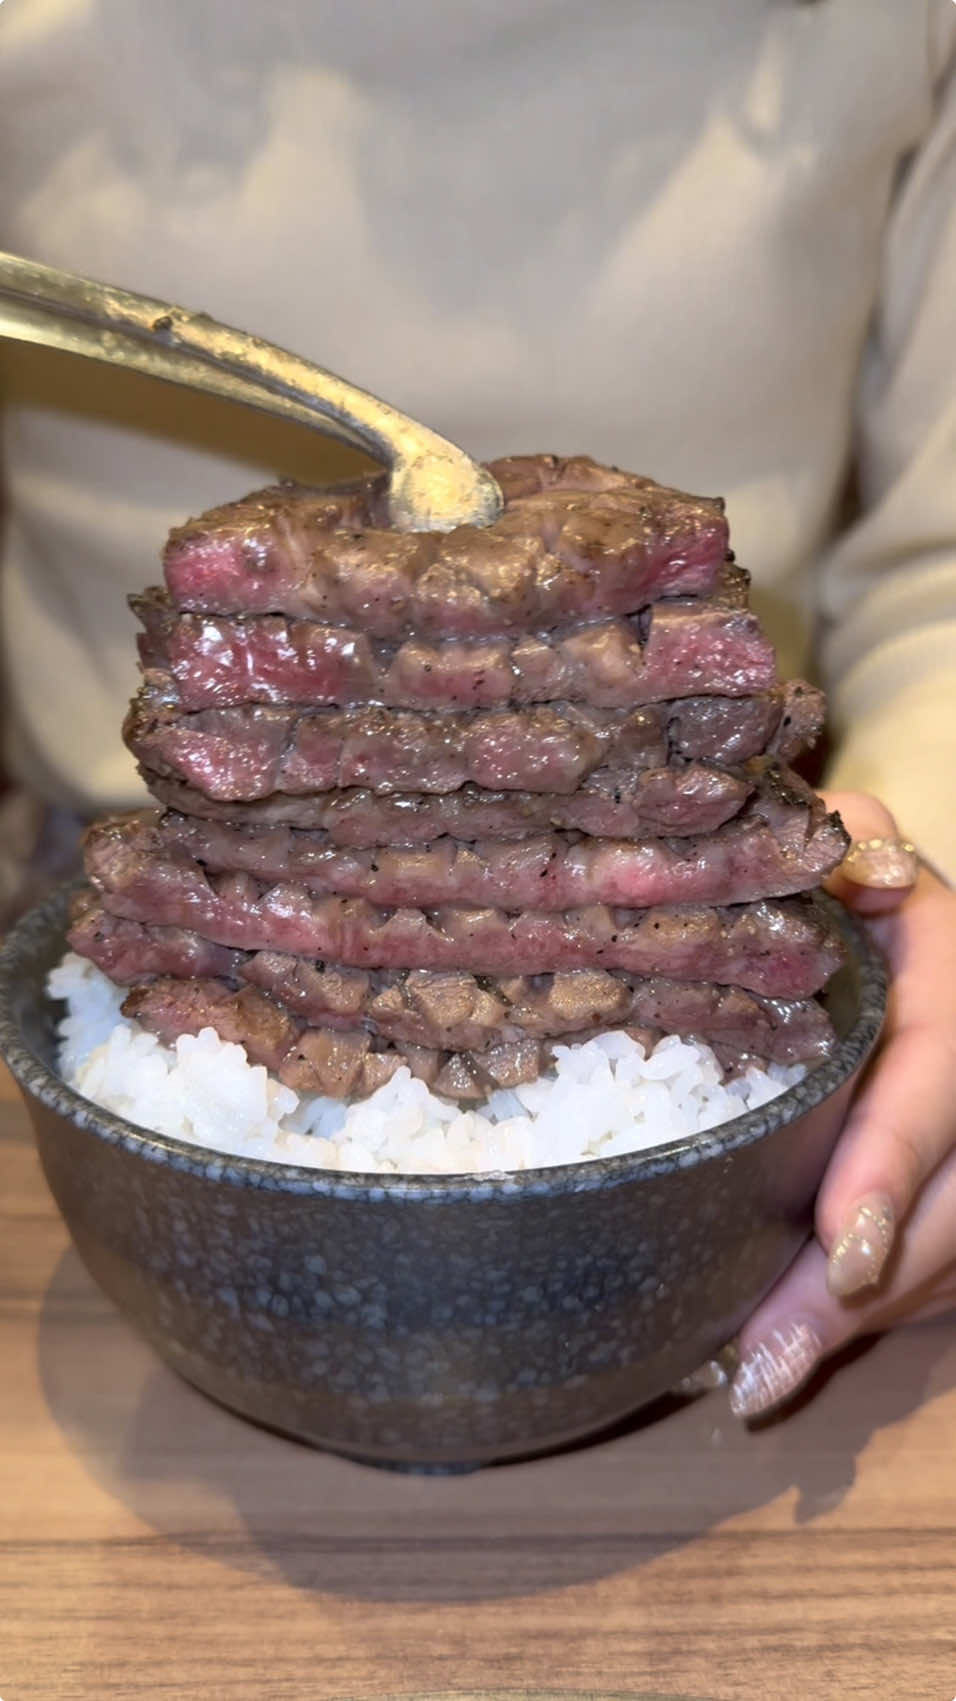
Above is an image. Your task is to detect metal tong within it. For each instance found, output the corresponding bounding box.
[0,251,503,532]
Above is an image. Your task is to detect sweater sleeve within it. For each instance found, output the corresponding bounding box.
[819,5,956,875]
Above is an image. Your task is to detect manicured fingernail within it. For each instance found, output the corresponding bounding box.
[827,1192,895,1298]
[840,837,918,889]
[728,1321,823,1420]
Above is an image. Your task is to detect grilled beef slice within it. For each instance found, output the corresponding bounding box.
[68,888,240,981]
[126,681,823,801]
[134,564,773,712]
[162,454,729,637]
[121,973,836,1099]
[238,954,837,1057]
[143,760,755,840]
[84,775,847,913]
[80,829,843,994]
[490,453,691,501]
[70,902,837,1064]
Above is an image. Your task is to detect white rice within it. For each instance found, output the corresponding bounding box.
[48,952,804,1175]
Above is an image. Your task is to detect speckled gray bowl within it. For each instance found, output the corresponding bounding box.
[0,884,885,1468]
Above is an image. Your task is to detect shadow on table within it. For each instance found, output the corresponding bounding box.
[37,1245,956,1604]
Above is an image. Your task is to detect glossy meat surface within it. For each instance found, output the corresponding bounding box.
[163,454,729,637]
[127,682,823,801]
[136,564,771,711]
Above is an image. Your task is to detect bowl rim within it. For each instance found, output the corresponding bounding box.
[0,881,887,1200]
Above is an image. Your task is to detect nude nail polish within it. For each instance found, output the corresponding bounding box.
[827,1192,895,1298]
[840,837,918,889]
[728,1321,823,1420]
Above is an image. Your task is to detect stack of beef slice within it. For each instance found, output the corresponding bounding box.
[69,453,850,1102]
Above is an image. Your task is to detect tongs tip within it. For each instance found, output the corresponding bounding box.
[389,454,504,533]
[0,249,505,534]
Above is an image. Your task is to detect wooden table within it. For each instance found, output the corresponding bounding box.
[3,1060,956,1701]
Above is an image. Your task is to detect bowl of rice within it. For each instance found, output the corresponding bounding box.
[0,883,885,1468]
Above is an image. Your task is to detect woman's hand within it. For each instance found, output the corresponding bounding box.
[729,790,956,1419]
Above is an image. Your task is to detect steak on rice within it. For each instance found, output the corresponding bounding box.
[122,972,835,1101]
[66,452,847,1104]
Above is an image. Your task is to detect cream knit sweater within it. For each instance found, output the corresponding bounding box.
[2,0,955,867]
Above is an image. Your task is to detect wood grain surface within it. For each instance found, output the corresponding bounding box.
[2,1057,956,1701]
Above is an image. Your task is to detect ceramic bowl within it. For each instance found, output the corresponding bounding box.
[0,884,885,1468]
